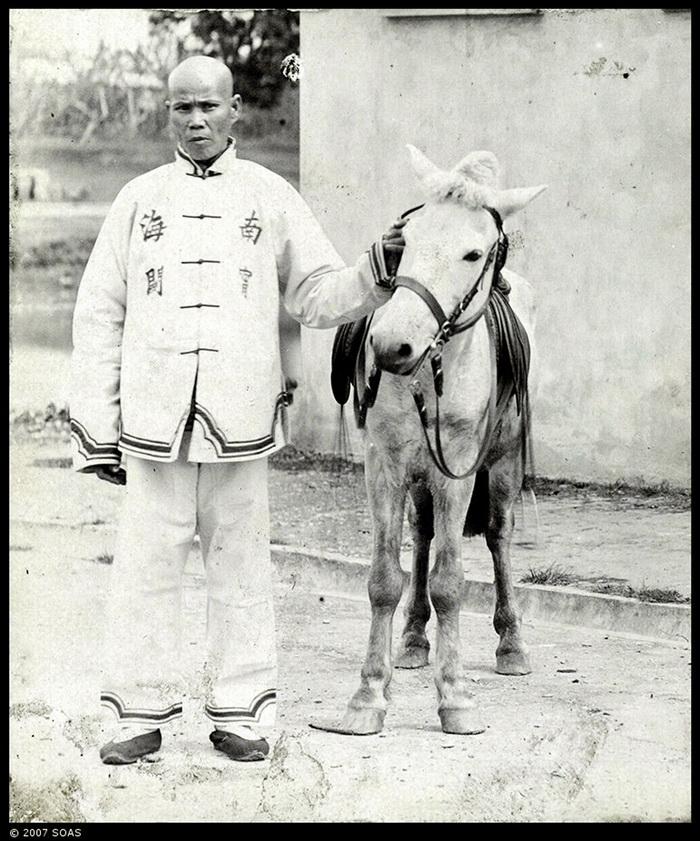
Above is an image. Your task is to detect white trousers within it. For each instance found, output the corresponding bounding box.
[100,447,277,730]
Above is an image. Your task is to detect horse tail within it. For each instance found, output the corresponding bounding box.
[463,469,490,537]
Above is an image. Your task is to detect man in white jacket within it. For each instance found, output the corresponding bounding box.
[71,55,405,764]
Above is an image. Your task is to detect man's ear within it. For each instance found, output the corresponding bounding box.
[231,93,243,125]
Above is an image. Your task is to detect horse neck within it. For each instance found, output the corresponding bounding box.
[437,317,494,414]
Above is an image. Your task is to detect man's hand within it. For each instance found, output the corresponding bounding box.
[86,464,127,486]
[381,217,407,278]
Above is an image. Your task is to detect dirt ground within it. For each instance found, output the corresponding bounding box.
[9,429,692,824]
[267,448,691,602]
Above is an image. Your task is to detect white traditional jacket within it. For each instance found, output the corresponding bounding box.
[70,141,392,470]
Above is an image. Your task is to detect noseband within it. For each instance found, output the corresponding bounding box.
[365,206,508,479]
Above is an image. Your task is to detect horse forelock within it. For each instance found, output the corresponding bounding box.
[455,151,500,185]
[422,171,496,209]
[418,150,500,209]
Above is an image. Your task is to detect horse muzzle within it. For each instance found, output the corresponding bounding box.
[369,331,422,376]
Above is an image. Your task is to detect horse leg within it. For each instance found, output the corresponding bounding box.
[487,455,532,675]
[430,486,485,735]
[339,457,406,734]
[396,485,432,669]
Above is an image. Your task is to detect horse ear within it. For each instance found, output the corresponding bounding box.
[406,144,443,187]
[490,185,548,218]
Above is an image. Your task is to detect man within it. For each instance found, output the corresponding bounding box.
[70,55,405,765]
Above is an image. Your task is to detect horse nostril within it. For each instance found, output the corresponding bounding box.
[398,343,412,358]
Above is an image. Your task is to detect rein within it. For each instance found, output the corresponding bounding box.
[366,206,508,480]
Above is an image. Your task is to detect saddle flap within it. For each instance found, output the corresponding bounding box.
[330,316,369,405]
[487,286,530,417]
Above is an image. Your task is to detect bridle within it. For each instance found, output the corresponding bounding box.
[361,205,508,480]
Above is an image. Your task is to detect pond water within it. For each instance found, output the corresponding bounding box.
[11,202,101,354]
[11,304,74,352]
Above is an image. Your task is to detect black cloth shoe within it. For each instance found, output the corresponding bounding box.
[210,728,270,762]
[99,729,162,765]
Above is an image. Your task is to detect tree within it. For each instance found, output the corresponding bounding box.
[148,10,300,109]
[12,42,170,143]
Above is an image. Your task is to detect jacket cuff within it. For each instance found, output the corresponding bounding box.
[70,418,122,472]
[368,241,395,289]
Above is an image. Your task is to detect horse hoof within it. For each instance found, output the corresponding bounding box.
[309,715,383,736]
[334,707,386,735]
[438,707,486,735]
[496,651,532,675]
[395,646,430,669]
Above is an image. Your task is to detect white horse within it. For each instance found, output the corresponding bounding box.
[323,146,546,736]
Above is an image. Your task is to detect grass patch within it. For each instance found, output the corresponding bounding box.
[19,237,96,269]
[520,563,579,587]
[93,552,114,565]
[530,475,690,512]
[32,457,72,469]
[11,403,71,439]
[521,568,691,605]
[591,582,690,605]
[270,444,362,475]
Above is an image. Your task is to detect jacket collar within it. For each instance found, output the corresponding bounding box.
[175,137,237,178]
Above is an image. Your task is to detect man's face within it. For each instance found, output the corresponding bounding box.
[167,75,239,161]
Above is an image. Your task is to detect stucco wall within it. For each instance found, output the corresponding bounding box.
[294,8,690,488]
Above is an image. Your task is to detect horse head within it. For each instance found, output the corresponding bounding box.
[369,145,546,375]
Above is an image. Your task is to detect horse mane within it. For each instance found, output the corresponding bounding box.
[421,150,501,209]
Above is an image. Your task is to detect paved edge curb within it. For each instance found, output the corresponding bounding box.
[272,545,691,644]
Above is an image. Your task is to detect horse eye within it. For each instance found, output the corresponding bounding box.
[463,250,483,263]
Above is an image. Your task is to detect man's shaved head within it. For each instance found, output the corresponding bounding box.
[166,55,240,162]
[168,55,234,98]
